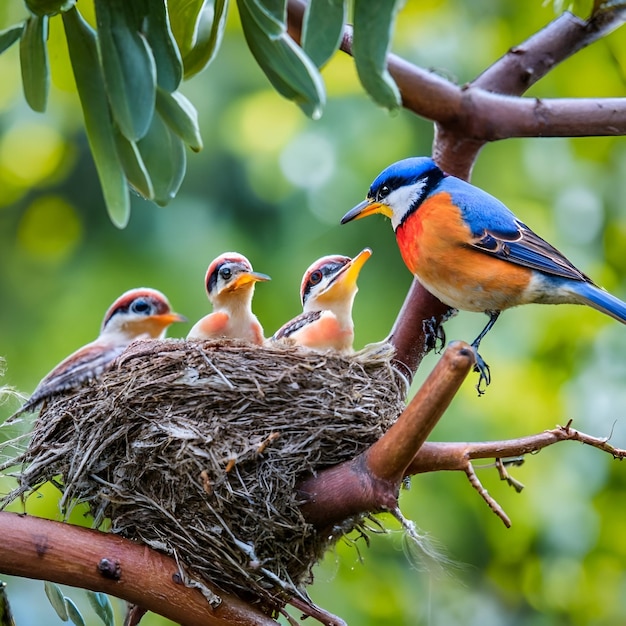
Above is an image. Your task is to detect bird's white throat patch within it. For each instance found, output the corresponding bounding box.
[388,179,427,231]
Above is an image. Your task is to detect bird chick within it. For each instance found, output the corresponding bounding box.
[187,252,270,344]
[272,248,372,353]
[20,287,186,413]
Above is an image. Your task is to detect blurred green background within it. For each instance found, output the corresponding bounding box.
[1,0,626,624]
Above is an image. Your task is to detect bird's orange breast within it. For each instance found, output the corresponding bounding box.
[395,192,533,311]
[196,312,230,336]
[293,313,353,352]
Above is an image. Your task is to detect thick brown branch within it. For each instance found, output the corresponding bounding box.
[386,280,453,377]
[288,0,626,182]
[367,341,474,482]
[0,512,275,626]
[297,342,474,528]
[473,9,626,94]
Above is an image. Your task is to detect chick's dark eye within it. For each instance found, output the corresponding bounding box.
[219,266,232,280]
[131,298,153,315]
[376,185,391,201]
[309,270,323,286]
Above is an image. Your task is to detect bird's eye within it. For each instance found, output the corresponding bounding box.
[130,298,153,315]
[219,266,232,280]
[309,270,323,286]
[377,185,391,201]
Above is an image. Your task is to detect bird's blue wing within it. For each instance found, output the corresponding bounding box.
[447,178,591,282]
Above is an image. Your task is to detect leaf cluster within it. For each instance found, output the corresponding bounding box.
[0,0,403,227]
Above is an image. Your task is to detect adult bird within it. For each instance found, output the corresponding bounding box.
[272,248,372,353]
[20,288,186,414]
[187,252,270,344]
[341,156,626,390]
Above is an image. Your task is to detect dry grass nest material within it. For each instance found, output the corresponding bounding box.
[2,338,408,614]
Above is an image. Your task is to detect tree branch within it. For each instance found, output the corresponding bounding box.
[0,512,276,626]
[405,421,626,527]
[287,0,626,182]
[408,422,626,474]
[297,342,474,529]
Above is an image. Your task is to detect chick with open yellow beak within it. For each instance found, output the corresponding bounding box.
[271,248,372,353]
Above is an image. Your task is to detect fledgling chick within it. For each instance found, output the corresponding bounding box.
[20,288,186,414]
[187,252,270,344]
[272,248,372,353]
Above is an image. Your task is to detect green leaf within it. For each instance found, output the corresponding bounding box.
[114,129,155,199]
[182,0,229,78]
[167,0,208,57]
[0,23,25,56]
[25,0,76,17]
[62,6,130,228]
[65,598,86,626]
[156,87,203,151]
[237,0,283,36]
[138,0,183,91]
[255,0,285,24]
[44,582,68,622]
[86,592,114,626]
[301,0,345,68]
[95,0,157,141]
[19,14,49,112]
[238,0,325,118]
[352,0,402,110]
[137,111,186,206]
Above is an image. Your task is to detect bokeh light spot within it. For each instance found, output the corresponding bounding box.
[17,195,83,262]
[0,122,66,187]
[279,132,335,189]
[221,90,303,155]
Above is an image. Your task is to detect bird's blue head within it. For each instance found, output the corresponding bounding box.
[341,157,444,230]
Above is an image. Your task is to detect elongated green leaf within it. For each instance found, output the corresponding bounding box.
[114,128,155,199]
[301,0,345,68]
[86,592,114,626]
[137,0,183,91]
[65,598,85,626]
[352,0,401,110]
[25,0,76,16]
[238,0,283,36]
[156,87,203,151]
[44,582,68,622]
[95,0,157,140]
[238,0,325,118]
[182,0,229,78]
[20,15,49,112]
[168,0,207,56]
[62,7,130,228]
[0,23,24,56]
[137,111,186,206]
[256,0,285,24]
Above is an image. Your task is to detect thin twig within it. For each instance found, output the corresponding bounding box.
[405,422,626,526]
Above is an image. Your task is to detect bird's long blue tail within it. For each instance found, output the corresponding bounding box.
[572,281,626,324]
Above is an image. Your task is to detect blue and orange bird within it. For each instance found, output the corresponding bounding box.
[271,248,372,353]
[341,157,626,389]
[187,253,270,345]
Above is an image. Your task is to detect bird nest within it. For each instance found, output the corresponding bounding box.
[1,339,407,615]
